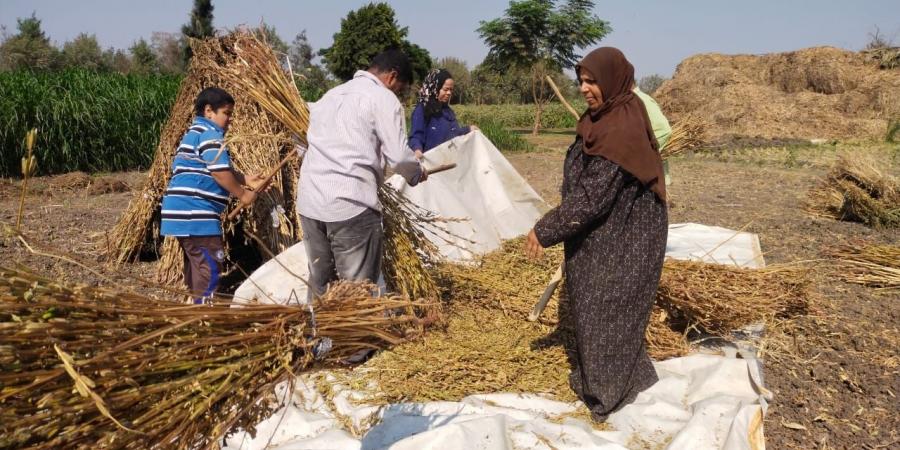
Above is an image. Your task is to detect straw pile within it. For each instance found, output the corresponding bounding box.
[655,46,900,141]
[829,243,900,292]
[106,31,303,285]
[807,155,900,228]
[657,259,812,335]
[0,265,424,449]
[661,113,707,158]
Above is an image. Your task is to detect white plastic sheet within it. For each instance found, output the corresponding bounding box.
[229,133,771,449]
[222,353,768,450]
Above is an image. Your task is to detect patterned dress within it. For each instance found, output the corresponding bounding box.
[533,139,667,422]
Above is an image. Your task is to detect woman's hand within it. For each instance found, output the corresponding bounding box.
[470,125,480,132]
[414,149,424,161]
[524,228,544,260]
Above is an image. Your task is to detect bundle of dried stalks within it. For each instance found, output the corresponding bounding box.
[106,31,304,284]
[662,113,708,158]
[379,184,441,313]
[0,266,425,449]
[807,155,900,228]
[829,243,900,292]
[657,259,812,335]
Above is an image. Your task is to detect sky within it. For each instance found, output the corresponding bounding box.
[1,0,898,78]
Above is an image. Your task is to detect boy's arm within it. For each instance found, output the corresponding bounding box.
[212,171,256,206]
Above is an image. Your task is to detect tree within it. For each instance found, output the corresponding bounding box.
[638,74,666,95]
[478,0,610,133]
[103,48,132,73]
[152,32,185,74]
[0,13,57,70]
[256,23,289,56]
[61,33,106,70]
[130,38,159,74]
[436,57,471,104]
[288,31,332,101]
[289,30,315,71]
[181,0,215,64]
[320,3,431,82]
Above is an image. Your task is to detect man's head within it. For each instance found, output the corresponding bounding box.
[368,48,413,98]
[194,87,235,131]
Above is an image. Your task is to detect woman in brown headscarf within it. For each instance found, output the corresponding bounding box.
[524,47,667,422]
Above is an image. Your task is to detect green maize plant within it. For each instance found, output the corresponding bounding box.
[0,70,181,177]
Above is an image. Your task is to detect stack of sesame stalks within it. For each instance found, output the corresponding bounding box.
[0,266,426,449]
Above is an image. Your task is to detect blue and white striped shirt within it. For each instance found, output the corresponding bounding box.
[160,117,233,236]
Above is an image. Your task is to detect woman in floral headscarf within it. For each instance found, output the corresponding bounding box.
[408,69,478,159]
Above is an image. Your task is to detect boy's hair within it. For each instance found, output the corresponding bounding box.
[369,49,413,84]
[194,87,235,116]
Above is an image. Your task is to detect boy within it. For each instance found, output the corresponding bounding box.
[160,87,262,303]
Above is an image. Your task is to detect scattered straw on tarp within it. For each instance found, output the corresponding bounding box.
[662,113,707,159]
[829,243,900,292]
[0,266,426,449]
[807,155,900,228]
[341,237,690,404]
[657,259,813,335]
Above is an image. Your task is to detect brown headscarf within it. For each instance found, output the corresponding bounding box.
[575,47,666,201]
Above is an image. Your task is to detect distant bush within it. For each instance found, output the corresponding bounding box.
[477,120,533,152]
[455,103,584,130]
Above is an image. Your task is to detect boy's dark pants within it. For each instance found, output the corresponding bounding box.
[177,236,224,303]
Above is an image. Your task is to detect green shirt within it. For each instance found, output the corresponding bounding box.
[633,87,671,150]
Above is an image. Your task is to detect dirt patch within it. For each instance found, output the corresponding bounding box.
[87,177,132,195]
[656,46,900,141]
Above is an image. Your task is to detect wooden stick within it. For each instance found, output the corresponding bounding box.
[545,75,580,120]
[227,152,297,220]
[425,163,457,176]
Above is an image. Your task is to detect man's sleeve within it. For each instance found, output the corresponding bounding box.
[374,98,423,186]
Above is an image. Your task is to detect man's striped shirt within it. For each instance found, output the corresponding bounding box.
[160,117,233,236]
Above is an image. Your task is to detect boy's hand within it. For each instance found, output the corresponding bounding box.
[245,174,266,191]
[238,189,257,206]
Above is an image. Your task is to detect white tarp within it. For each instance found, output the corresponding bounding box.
[222,352,769,450]
[229,133,771,448]
[385,132,547,262]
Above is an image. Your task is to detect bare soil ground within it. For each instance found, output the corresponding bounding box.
[2,137,898,449]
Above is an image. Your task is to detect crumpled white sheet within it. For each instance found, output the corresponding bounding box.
[222,353,769,450]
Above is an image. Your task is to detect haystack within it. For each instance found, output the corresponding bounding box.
[656,46,900,141]
[807,155,900,228]
[657,259,812,335]
[0,265,425,449]
[107,32,302,286]
[107,31,438,304]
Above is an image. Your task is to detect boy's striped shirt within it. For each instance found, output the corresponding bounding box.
[160,117,233,237]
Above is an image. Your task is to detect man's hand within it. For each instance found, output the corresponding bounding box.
[524,228,544,260]
[470,125,480,132]
[417,163,428,183]
[414,149,424,161]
